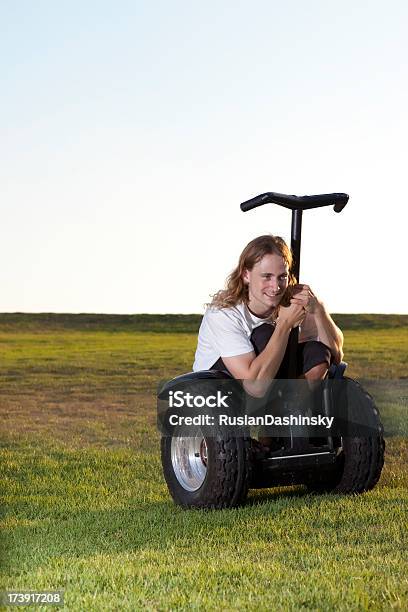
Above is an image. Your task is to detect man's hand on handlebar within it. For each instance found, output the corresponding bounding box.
[277,301,306,329]
[289,284,322,315]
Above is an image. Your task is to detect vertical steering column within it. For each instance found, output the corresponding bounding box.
[288,209,302,379]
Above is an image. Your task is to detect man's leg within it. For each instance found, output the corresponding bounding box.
[257,340,329,451]
[304,362,328,381]
[298,346,331,443]
[302,364,328,400]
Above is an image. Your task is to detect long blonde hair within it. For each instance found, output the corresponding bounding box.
[209,235,297,314]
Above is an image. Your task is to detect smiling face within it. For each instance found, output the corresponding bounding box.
[243,253,289,317]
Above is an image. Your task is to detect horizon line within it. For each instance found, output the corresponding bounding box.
[1,312,407,318]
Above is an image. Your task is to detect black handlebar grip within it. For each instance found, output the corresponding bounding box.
[240,193,272,212]
[333,194,349,213]
[241,191,349,213]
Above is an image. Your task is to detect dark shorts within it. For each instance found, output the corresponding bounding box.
[275,339,331,378]
[211,322,331,378]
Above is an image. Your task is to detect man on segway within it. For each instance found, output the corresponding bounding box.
[160,192,384,508]
[193,234,343,397]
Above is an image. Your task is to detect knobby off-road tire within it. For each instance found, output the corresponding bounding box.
[308,379,385,494]
[161,433,253,509]
[160,377,253,509]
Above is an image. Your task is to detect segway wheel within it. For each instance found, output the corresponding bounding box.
[161,432,252,509]
[308,380,385,494]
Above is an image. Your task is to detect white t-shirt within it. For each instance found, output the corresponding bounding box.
[193,302,319,371]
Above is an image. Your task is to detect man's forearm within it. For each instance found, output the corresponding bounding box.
[243,321,291,397]
[245,320,291,388]
[314,305,344,362]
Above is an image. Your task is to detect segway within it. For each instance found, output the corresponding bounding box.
[158,192,385,508]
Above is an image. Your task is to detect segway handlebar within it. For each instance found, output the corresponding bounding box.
[240,192,349,213]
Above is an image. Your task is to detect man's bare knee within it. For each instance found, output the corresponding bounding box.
[304,363,328,381]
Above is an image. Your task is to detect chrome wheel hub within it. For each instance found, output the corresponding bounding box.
[171,435,208,491]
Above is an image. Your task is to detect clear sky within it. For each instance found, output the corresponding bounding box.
[1,0,407,314]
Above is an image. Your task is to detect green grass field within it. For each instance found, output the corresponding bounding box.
[1,314,407,611]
